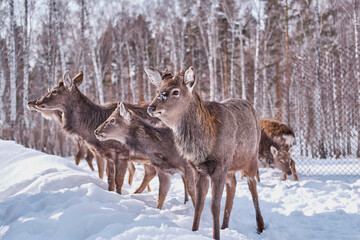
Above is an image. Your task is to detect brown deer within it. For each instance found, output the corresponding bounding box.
[94,101,196,209]
[260,119,298,181]
[240,130,292,182]
[31,71,155,194]
[145,66,265,239]
[28,100,99,173]
[74,138,95,171]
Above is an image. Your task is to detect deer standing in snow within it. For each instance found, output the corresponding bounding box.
[145,66,264,239]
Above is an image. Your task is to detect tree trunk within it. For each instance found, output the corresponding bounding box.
[80,0,87,94]
[224,24,229,99]
[254,7,260,111]
[126,41,136,102]
[9,0,17,123]
[53,0,66,74]
[239,22,246,100]
[0,50,5,127]
[23,0,30,128]
[275,63,282,121]
[285,0,291,124]
[262,38,268,118]
[314,0,326,158]
[229,25,235,98]
[48,0,53,87]
[90,47,104,104]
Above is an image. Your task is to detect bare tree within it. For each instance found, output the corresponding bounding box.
[9,0,17,123]
[23,0,30,128]
[53,0,66,75]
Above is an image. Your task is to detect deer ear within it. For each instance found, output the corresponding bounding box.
[270,146,278,158]
[184,66,197,93]
[144,66,162,87]
[63,70,72,88]
[72,71,83,87]
[118,102,131,123]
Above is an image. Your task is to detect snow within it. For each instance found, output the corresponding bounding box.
[1,140,360,240]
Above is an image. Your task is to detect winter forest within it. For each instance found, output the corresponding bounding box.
[0,0,359,172]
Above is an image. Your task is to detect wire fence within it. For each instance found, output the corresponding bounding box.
[290,47,360,176]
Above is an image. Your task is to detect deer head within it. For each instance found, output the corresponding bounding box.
[145,66,197,128]
[269,146,292,175]
[33,71,83,112]
[94,102,132,143]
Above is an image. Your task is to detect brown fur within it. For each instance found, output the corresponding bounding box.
[28,99,100,173]
[260,119,298,181]
[32,71,158,194]
[257,130,292,181]
[146,66,264,239]
[94,103,196,209]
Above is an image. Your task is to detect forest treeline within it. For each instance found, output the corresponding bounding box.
[0,0,359,159]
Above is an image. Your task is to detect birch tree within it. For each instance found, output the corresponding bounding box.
[48,0,53,87]
[0,48,5,128]
[85,5,104,104]
[197,0,219,101]
[9,0,17,122]
[221,0,238,98]
[23,0,30,128]
[253,0,261,111]
[52,0,66,74]
[80,0,87,94]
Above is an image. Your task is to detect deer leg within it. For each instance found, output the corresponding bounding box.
[221,172,237,230]
[256,168,260,182]
[156,170,171,209]
[74,140,85,166]
[96,157,105,179]
[115,159,128,194]
[239,169,245,180]
[192,173,209,232]
[181,173,189,204]
[106,160,115,192]
[210,170,227,240]
[247,177,265,233]
[290,159,298,181]
[134,164,156,193]
[85,149,95,171]
[184,165,196,207]
[127,161,136,185]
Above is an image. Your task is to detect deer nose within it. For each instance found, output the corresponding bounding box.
[147,106,156,115]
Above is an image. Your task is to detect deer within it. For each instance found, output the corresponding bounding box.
[240,130,292,182]
[31,71,156,194]
[145,66,265,239]
[260,119,298,181]
[27,99,99,173]
[94,101,196,209]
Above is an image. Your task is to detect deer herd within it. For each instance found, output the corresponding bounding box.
[28,66,298,239]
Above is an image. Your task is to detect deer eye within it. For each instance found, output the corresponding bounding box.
[109,118,116,124]
[52,89,58,95]
[172,90,179,96]
[280,160,285,164]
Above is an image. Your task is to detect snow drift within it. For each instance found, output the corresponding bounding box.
[0,140,359,240]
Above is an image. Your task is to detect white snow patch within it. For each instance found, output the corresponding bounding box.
[0,140,360,240]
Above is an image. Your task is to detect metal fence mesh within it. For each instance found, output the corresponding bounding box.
[289,47,360,176]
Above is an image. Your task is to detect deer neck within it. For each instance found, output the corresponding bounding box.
[62,89,114,140]
[125,119,165,155]
[174,93,217,165]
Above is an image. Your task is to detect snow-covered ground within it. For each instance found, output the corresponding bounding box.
[0,140,359,240]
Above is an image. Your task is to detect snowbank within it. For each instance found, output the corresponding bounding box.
[0,140,359,240]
